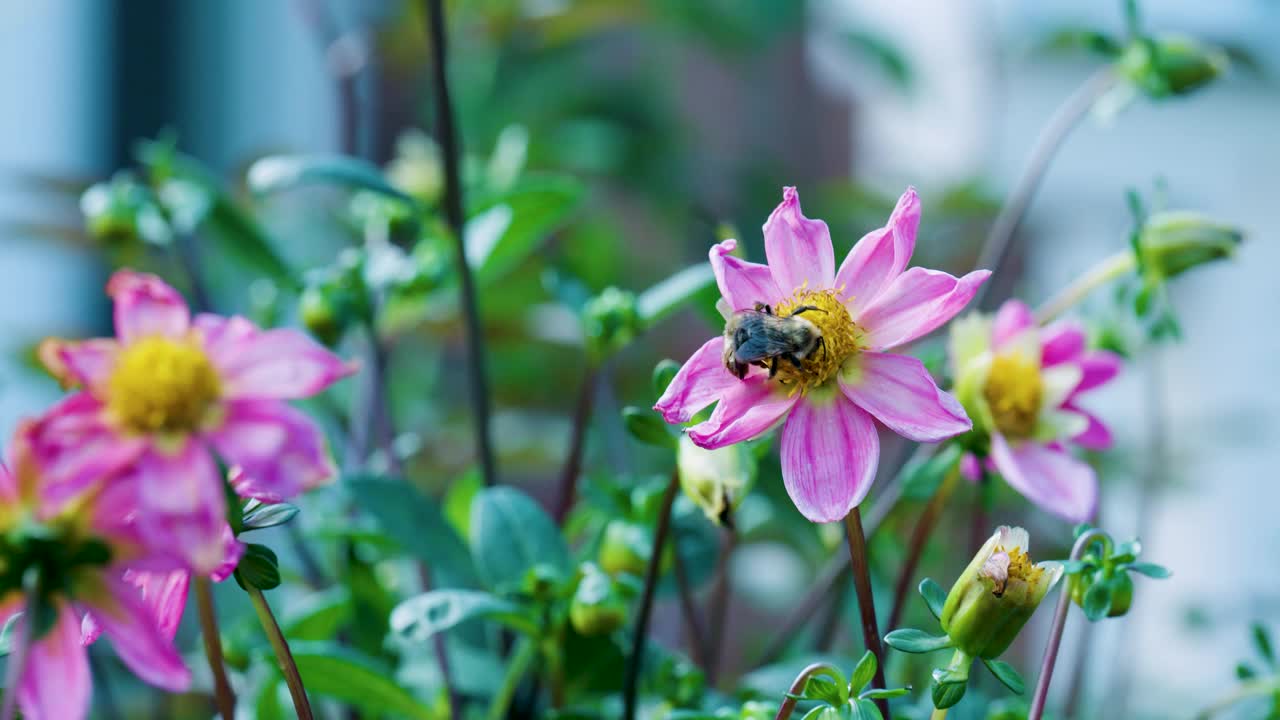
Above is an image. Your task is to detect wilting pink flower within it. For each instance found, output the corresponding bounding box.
[656,187,988,522]
[949,300,1122,522]
[0,425,190,720]
[32,270,354,573]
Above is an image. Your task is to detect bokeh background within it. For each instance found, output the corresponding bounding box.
[0,1,1275,718]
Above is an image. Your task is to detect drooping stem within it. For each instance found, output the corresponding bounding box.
[772,663,845,720]
[706,506,737,686]
[553,365,598,524]
[423,0,497,487]
[887,469,959,632]
[194,578,238,720]
[844,507,890,720]
[1034,251,1136,325]
[247,586,314,720]
[1028,529,1110,720]
[487,636,537,720]
[622,471,681,720]
[974,67,1118,309]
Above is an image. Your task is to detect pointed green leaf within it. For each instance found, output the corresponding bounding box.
[803,676,847,707]
[1082,582,1113,621]
[470,487,570,592]
[652,359,681,399]
[248,154,413,203]
[346,474,476,586]
[1253,623,1275,665]
[860,688,910,700]
[467,174,584,287]
[919,578,947,620]
[637,263,716,327]
[982,658,1026,695]
[1236,662,1258,680]
[1060,560,1094,575]
[1127,562,1171,579]
[622,406,677,449]
[850,698,884,720]
[234,543,281,591]
[849,650,877,692]
[282,588,353,641]
[390,589,538,643]
[884,628,953,654]
[290,642,434,719]
[931,678,967,709]
[241,502,299,531]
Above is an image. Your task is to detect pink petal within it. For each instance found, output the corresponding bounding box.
[127,442,230,574]
[835,187,920,312]
[79,573,191,691]
[211,399,336,502]
[763,187,835,295]
[992,300,1035,350]
[212,326,355,400]
[654,337,741,424]
[38,338,119,391]
[123,569,190,640]
[709,239,782,312]
[1074,350,1122,394]
[107,270,190,343]
[1068,407,1114,451]
[686,375,798,449]
[779,394,879,523]
[838,351,971,442]
[1039,320,1086,366]
[211,534,246,583]
[989,434,1098,523]
[856,267,991,351]
[26,393,146,502]
[18,604,91,720]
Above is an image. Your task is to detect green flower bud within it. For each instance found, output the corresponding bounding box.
[299,284,343,346]
[386,130,443,204]
[941,526,1062,659]
[349,190,419,246]
[1139,211,1242,280]
[1120,34,1228,99]
[582,287,641,360]
[80,175,170,246]
[569,563,628,636]
[598,520,650,577]
[676,435,753,525]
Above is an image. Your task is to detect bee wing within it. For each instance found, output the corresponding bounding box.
[733,315,799,363]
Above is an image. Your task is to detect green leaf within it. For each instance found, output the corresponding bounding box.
[290,642,434,719]
[622,406,677,449]
[1127,562,1171,579]
[918,578,947,620]
[1060,560,1095,575]
[637,263,716,327]
[254,674,285,720]
[390,589,538,643]
[803,676,847,707]
[1236,662,1257,680]
[241,502,299,531]
[470,487,570,592]
[884,628,953,654]
[1112,539,1142,563]
[443,469,483,540]
[1082,581,1113,621]
[247,154,413,203]
[346,474,475,586]
[901,444,963,500]
[1253,623,1275,665]
[234,544,281,591]
[850,698,884,720]
[652,359,681,398]
[931,678,967,709]
[859,688,910,700]
[849,649,877,692]
[281,588,352,642]
[981,658,1026,695]
[467,174,584,287]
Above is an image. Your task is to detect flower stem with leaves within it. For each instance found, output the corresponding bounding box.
[622,470,681,720]
[248,585,314,720]
[844,507,891,720]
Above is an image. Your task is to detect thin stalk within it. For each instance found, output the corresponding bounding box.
[1028,529,1109,720]
[974,67,1118,309]
[247,586,314,720]
[772,663,845,720]
[930,709,949,720]
[553,365,598,524]
[671,534,709,668]
[423,0,496,487]
[706,506,736,686]
[194,578,237,720]
[487,637,536,720]
[886,469,959,632]
[844,508,890,720]
[622,471,681,720]
[1034,251,1135,325]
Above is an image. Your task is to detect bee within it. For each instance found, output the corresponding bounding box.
[722,302,826,380]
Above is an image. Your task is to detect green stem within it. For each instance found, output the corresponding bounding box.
[487,636,538,720]
[553,364,598,524]
[773,663,845,720]
[247,586,314,720]
[194,578,238,719]
[1034,251,1136,325]
[930,709,949,720]
[622,471,681,720]
[844,507,891,720]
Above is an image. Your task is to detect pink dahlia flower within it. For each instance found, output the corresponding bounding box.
[949,299,1122,522]
[32,270,354,573]
[0,425,190,720]
[655,187,988,522]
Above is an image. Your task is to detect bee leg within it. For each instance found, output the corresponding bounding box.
[785,353,804,370]
[816,336,827,361]
[732,360,748,379]
[754,302,774,315]
[788,304,827,316]
[768,358,779,378]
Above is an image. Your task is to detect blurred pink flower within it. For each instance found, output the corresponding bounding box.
[32,270,354,573]
[0,425,190,720]
[950,300,1122,522]
[656,187,988,522]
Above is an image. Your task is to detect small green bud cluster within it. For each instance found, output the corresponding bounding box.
[1119,34,1228,99]
[300,249,372,346]
[1062,524,1169,621]
[80,173,171,246]
[582,286,641,360]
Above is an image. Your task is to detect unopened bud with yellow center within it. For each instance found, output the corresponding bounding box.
[676,435,754,525]
[941,526,1062,659]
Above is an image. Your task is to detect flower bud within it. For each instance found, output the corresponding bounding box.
[676,435,753,525]
[598,520,651,577]
[569,563,628,636]
[582,287,641,360]
[1120,34,1228,99]
[941,526,1062,659]
[80,175,169,246]
[1139,211,1242,280]
[386,130,443,204]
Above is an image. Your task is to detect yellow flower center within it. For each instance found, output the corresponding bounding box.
[107,337,222,435]
[771,288,864,392]
[982,545,1044,597]
[982,353,1042,438]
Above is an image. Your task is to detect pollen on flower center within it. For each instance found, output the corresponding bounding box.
[107,337,221,435]
[771,288,863,391]
[982,353,1042,438]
